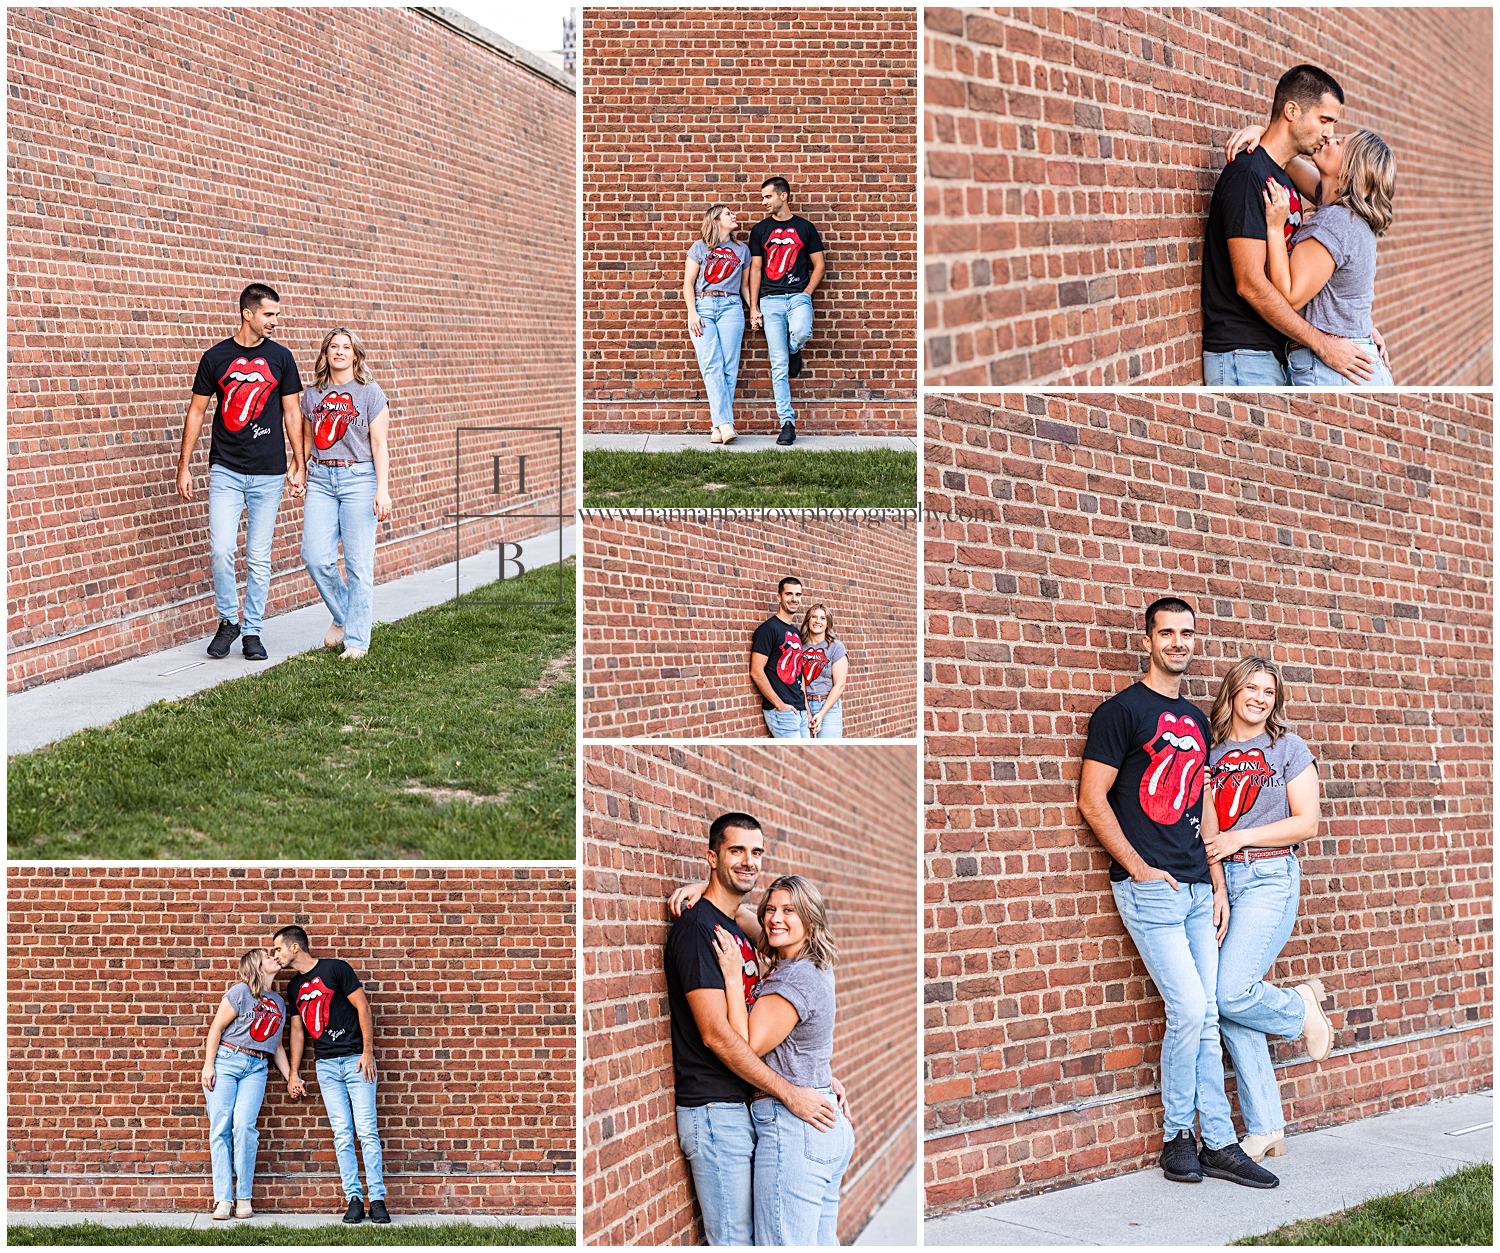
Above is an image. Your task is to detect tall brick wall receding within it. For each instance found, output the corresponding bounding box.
[583,7,918,435]
[923,7,1493,386]
[7,866,576,1215]
[582,744,918,1245]
[8,8,576,691]
[922,391,1493,1213]
[582,516,918,739]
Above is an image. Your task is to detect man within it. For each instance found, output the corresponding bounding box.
[748,177,825,446]
[1201,64,1381,386]
[750,576,808,738]
[1077,598,1279,1189]
[177,283,305,661]
[665,812,842,1245]
[273,925,391,1225]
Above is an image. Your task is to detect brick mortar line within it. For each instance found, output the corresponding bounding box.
[9,1170,576,1180]
[924,1018,1492,1143]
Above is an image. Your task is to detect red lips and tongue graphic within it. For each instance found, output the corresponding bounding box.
[295,977,336,1039]
[735,932,759,1008]
[1138,712,1207,824]
[1213,748,1275,831]
[248,994,284,1043]
[802,645,828,688]
[703,244,740,285]
[312,391,357,450]
[763,227,805,282]
[775,631,803,685]
[218,357,276,432]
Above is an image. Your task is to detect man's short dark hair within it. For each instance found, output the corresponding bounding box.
[1271,64,1344,121]
[239,282,281,314]
[761,176,791,198]
[778,576,802,594]
[273,924,311,953]
[709,812,762,854]
[1144,597,1196,636]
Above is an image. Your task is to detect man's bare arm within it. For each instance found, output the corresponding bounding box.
[749,651,787,710]
[1077,759,1180,889]
[176,394,212,500]
[804,251,826,297]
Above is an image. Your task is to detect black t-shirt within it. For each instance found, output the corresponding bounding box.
[749,214,826,297]
[752,615,806,711]
[664,898,760,1107]
[1082,681,1211,884]
[285,957,365,1060]
[191,336,303,475]
[1201,147,1306,358]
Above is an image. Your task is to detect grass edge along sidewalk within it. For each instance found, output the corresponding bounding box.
[7,563,575,861]
[582,447,917,507]
[1236,1160,1492,1246]
[6,1219,576,1246]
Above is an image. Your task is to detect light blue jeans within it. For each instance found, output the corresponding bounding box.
[1218,856,1307,1135]
[807,696,843,739]
[677,1102,756,1246]
[759,291,814,422]
[691,297,745,431]
[764,706,810,738]
[1202,349,1290,386]
[204,1045,269,1203]
[1287,337,1394,387]
[208,467,285,636]
[751,1090,854,1247]
[315,1054,386,1201]
[302,462,378,650]
[1112,878,1237,1150]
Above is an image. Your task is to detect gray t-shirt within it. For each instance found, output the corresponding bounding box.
[220,982,287,1055]
[302,379,389,464]
[1291,204,1378,338]
[1207,732,1316,836]
[687,239,750,296]
[802,638,847,700]
[757,958,835,1087]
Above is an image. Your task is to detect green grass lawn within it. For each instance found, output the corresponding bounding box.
[8,563,574,861]
[1237,1161,1492,1245]
[582,448,917,508]
[8,1220,575,1246]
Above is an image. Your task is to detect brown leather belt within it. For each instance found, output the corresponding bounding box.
[1226,847,1293,865]
[219,1041,270,1058]
[696,290,739,298]
[312,458,360,467]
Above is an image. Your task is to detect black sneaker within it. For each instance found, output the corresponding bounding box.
[369,1200,391,1225]
[788,347,804,378]
[1159,1129,1202,1183]
[1200,1141,1280,1189]
[241,635,268,662]
[343,1198,365,1224]
[207,619,240,659]
[776,422,796,446]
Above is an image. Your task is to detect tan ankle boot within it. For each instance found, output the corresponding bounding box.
[1240,1129,1286,1161]
[212,1201,233,1220]
[235,1200,253,1219]
[1297,978,1333,1061]
[324,622,345,649]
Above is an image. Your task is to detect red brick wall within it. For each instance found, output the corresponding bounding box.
[582,744,918,1244]
[583,7,918,435]
[582,515,918,738]
[8,7,576,691]
[923,7,1494,386]
[922,391,1493,1211]
[7,866,576,1215]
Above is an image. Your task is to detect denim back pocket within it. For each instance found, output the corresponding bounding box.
[804,1114,846,1165]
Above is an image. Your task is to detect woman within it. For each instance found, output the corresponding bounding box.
[1201,658,1335,1163]
[684,205,752,444]
[710,876,854,1246]
[300,327,393,660]
[201,949,299,1219]
[800,604,849,739]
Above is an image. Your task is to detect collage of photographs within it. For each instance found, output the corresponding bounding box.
[2,2,1492,1250]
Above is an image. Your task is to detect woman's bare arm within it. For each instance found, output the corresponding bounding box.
[683,257,703,337]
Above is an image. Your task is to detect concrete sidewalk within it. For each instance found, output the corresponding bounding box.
[585,432,917,452]
[924,1091,1493,1246]
[8,526,574,756]
[8,1211,574,1230]
[854,1167,918,1246]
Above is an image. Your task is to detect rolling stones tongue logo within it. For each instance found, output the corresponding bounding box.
[295,977,336,1039]
[1212,748,1275,831]
[762,227,805,282]
[802,644,828,688]
[734,932,759,1008]
[248,994,284,1043]
[702,244,740,285]
[312,391,357,450]
[1139,712,1207,824]
[1281,183,1303,252]
[218,357,276,432]
[775,630,803,685]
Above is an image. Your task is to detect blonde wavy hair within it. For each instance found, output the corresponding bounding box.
[1209,656,1290,747]
[1332,129,1395,237]
[757,875,838,971]
[700,204,734,247]
[799,603,838,643]
[313,326,374,389]
[232,948,272,999]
